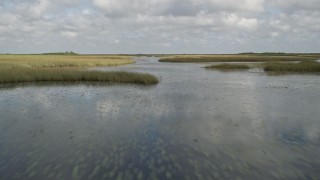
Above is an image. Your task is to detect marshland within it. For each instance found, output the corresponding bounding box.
[162,54,320,74]
[0,55,158,84]
[159,54,319,63]
[263,61,320,73]
[1,54,320,179]
[205,63,251,70]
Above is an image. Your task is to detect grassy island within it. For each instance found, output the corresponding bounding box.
[0,55,158,84]
[205,63,251,70]
[263,62,320,74]
[159,54,318,63]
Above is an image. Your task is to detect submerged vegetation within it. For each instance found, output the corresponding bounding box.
[205,63,251,70]
[263,62,320,73]
[0,55,159,84]
[159,54,318,63]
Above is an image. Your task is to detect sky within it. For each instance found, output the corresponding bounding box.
[0,0,319,54]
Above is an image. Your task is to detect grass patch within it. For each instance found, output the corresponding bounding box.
[0,55,158,84]
[159,54,318,63]
[263,62,320,73]
[0,55,134,68]
[0,67,158,84]
[205,63,251,70]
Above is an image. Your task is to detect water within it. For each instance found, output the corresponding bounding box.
[1,57,320,179]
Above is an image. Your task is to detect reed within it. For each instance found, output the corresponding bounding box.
[0,67,158,84]
[205,63,250,70]
[263,62,320,73]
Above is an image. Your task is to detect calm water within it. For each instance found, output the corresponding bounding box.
[1,57,320,180]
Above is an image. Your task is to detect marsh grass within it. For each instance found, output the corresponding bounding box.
[0,55,133,68]
[205,63,251,70]
[159,55,317,63]
[263,62,320,73]
[0,55,158,84]
[0,67,158,84]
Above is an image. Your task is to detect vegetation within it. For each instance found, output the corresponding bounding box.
[0,68,158,84]
[204,61,320,74]
[239,52,320,57]
[263,61,320,73]
[42,51,79,55]
[159,54,318,63]
[199,54,320,74]
[0,55,159,84]
[0,55,134,68]
[239,52,286,55]
[205,63,251,70]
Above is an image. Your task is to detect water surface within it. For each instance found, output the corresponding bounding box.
[1,57,320,179]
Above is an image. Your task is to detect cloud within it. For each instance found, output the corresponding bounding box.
[223,14,259,31]
[30,0,50,18]
[0,0,319,53]
[93,0,265,17]
[270,0,320,12]
[61,31,78,39]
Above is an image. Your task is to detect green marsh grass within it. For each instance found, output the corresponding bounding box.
[0,55,158,84]
[263,61,320,73]
[205,63,251,70]
[0,67,158,84]
[159,54,317,63]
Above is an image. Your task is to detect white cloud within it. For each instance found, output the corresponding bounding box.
[223,14,258,30]
[237,18,259,31]
[0,13,19,25]
[269,20,290,32]
[30,0,50,17]
[61,31,78,39]
[271,32,280,38]
[82,9,92,15]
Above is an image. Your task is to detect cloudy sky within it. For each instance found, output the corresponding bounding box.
[0,0,319,54]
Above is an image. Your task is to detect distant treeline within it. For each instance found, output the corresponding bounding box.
[239,52,285,55]
[42,51,79,55]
